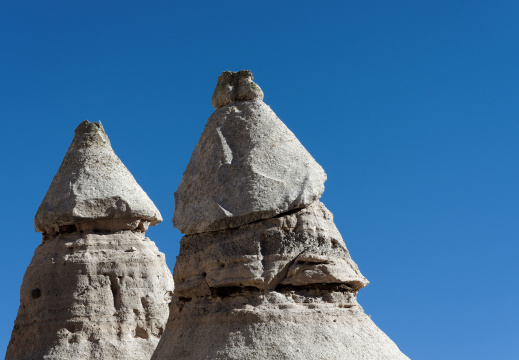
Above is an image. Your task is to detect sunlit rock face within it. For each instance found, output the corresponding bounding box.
[34,121,162,236]
[173,71,326,235]
[6,121,173,360]
[153,71,410,360]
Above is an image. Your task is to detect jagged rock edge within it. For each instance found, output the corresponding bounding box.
[174,200,364,301]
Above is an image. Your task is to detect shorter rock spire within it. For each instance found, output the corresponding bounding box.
[7,121,173,360]
[35,120,162,236]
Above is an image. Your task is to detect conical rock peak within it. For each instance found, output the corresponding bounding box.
[173,71,326,234]
[155,71,409,360]
[35,120,162,234]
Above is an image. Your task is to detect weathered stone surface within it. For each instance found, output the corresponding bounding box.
[153,295,409,360]
[6,231,174,360]
[174,201,368,299]
[7,120,173,360]
[173,98,326,235]
[154,70,409,360]
[35,120,162,235]
[154,203,408,360]
[211,70,264,109]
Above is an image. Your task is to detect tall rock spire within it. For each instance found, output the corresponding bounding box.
[153,71,409,359]
[7,121,173,360]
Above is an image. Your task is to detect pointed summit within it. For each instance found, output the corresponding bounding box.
[35,120,162,235]
[173,70,327,234]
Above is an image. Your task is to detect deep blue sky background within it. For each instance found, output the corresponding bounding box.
[1,1,518,359]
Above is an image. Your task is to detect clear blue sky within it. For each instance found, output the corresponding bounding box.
[1,1,518,359]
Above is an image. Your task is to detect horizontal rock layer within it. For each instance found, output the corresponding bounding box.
[152,203,413,360]
[173,100,326,234]
[6,231,174,360]
[174,201,368,299]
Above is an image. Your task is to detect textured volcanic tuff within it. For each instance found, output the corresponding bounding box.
[6,121,174,360]
[153,71,410,360]
[34,120,162,235]
[173,70,326,235]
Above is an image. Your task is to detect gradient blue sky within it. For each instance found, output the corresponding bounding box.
[1,1,518,359]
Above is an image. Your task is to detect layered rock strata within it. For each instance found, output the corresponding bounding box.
[6,121,174,360]
[153,71,409,359]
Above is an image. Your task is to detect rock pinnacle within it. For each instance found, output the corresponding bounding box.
[153,72,409,360]
[35,120,162,236]
[7,121,173,360]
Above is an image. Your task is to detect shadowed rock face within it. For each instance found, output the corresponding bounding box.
[153,72,410,360]
[7,121,173,360]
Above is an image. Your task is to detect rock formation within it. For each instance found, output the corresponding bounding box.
[6,121,174,360]
[153,71,410,359]
[173,70,326,235]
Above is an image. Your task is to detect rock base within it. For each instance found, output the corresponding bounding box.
[6,231,173,360]
[153,293,409,360]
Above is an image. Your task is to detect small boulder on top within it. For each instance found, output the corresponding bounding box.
[211,70,264,109]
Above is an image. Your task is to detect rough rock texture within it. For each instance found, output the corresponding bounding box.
[173,73,326,234]
[6,232,174,360]
[154,203,407,360]
[35,120,162,235]
[7,121,173,360]
[153,71,409,359]
[153,297,407,360]
[173,201,368,299]
[211,70,264,109]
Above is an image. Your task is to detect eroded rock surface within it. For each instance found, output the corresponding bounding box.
[7,121,173,360]
[7,232,173,360]
[153,71,409,359]
[154,296,408,360]
[173,81,326,234]
[174,201,368,299]
[35,120,162,235]
[211,70,264,109]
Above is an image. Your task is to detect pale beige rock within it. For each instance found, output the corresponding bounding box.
[154,204,408,360]
[7,121,173,360]
[173,97,326,235]
[35,120,162,235]
[153,294,408,360]
[6,231,173,360]
[173,201,368,299]
[154,70,409,360]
